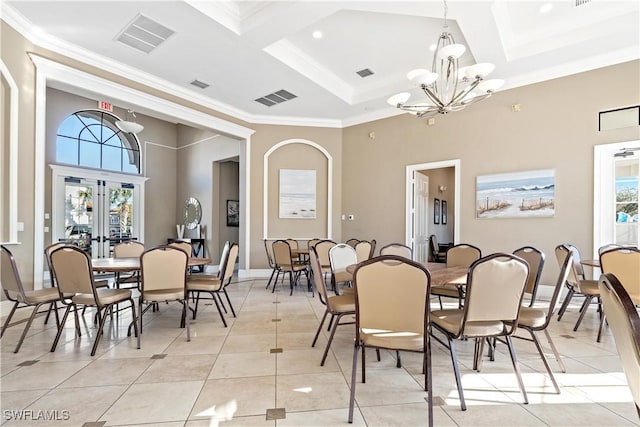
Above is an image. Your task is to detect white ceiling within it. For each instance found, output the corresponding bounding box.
[4,0,639,127]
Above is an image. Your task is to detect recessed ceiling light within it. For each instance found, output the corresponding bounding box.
[312,30,323,39]
[428,43,437,52]
[539,3,553,13]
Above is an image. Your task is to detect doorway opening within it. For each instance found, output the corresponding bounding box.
[406,160,460,265]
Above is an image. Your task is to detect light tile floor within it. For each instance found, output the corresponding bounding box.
[1,277,639,426]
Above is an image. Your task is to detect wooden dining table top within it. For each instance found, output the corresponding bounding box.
[346,261,468,287]
[91,256,211,272]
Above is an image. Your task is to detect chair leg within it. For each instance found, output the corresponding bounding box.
[14,303,44,353]
[321,312,344,366]
[1,301,19,338]
[51,305,72,352]
[184,299,191,342]
[222,288,236,317]
[448,337,467,411]
[91,304,110,356]
[44,302,53,325]
[543,328,566,372]
[212,292,228,327]
[348,342,360,423]
[137,299,143,349]
[596,312,607,343]
[73,306,82,337]
[528,329,560,393]
[266,267,277,289]
[557,288,575,321]
[396,350,402,368]
[312,310,329,348]
[573,296,594,331]
[426,335,434,427]
[128,298,139,338]
[505,335,529,404]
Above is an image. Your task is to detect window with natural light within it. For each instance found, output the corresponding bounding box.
[56,110,140,174]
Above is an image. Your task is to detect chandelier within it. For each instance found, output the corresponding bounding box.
[387,0,504,118]
[116,109,144,134]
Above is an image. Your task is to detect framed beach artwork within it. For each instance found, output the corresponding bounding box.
[279,169,317,219]
[434,198,440,224]
[476,169,555,219]
[226,200,239,227]
[442,200,447,225]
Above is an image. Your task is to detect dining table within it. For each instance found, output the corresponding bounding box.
[346,261,469,288]
[92,256,211,273]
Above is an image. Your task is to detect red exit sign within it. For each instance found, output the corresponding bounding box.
[98,100,113,112]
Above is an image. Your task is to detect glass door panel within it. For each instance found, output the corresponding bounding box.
[615,156,639,246]
[62,179,99,256]
[106,183,137,256]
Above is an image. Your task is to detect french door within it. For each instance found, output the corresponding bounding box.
[51,165,146,258]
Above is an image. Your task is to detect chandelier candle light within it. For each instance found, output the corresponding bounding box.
[388,0,504,118]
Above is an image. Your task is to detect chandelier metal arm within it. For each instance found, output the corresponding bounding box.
[421,85,446,108]
[449,78,482,105]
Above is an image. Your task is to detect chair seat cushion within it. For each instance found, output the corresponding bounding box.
[142,289,185,302]
[579,280,600,296]
[327,294,355,313]
[432,309,504,337]
[516,306,546,328]
[361,328,424,352]
[187,279,222,292]
[23,288,60,304]
[73,288,132,306]
[431,285,461,298]
[94,279,110,288]
[333,270,353,283]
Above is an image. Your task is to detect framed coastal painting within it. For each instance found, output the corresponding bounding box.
[442,200,447,225]
[434,198,440,224]
[279,169,317,219]
[226,200,239,227]
[476,169,555,219]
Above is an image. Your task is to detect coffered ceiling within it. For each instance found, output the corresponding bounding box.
[4,1,639,127]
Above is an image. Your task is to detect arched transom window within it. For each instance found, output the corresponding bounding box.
[56,110,141,174]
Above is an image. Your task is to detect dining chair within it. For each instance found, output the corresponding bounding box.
[354,239,376,263]
[555,244,601,332]
[49,245,138,356]
[329,243,357,295]
[309,247,355,366]
[429,234,447,263]
[168,240,192,255]
[509,248,573,393]
[513,246,545,307]
[286,238,303,264]
[345,238,360,248]
[186,242,239,327]
[348,255,432,426]
[137,245,190,348]
[556,243,599,322]
[307,238,322,250]
[113,240,145,289]
[272,240,310,295]
[597,247,640,342]
[379,242,412,259]
[598,273,640,417]
[1,245,61,353]
[431,253,529,410]
[314,239,337,281]
[264,239,280,291]
[431,243,481,309]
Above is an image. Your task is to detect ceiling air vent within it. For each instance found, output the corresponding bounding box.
[190,79,210,89]
[116,14,175,54]
[356,68,374,78]
[573,0,592,7]
[254,89,297,107]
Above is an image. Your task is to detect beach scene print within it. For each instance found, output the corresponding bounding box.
[476,169,555,219]
[279,169,316,219]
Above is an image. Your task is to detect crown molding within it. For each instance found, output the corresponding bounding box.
[2,4,346,129]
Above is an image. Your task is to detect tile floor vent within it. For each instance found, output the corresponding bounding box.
[116,14,175,54]
[254,89,297,107]
[356,68,374,78]
[190,79,210,89]
[573,0,591,7]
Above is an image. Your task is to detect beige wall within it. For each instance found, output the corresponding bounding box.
[3,17,639,288]
[420,167,454,245]
[217,161,240,261]
[248,125,343,270]
[342,60,640,284]
[1,21,37,286]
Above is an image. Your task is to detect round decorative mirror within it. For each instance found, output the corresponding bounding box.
[184,197,202,230]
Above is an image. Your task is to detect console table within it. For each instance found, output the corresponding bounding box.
[167,238,206,272]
